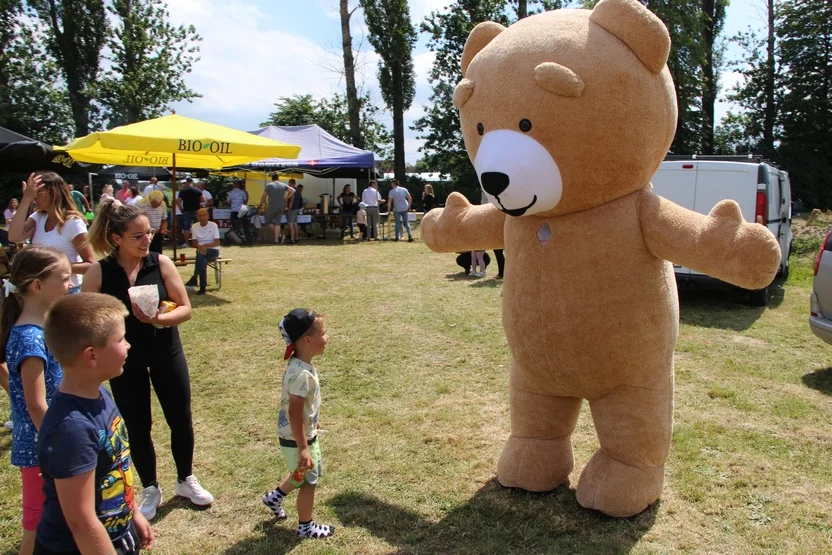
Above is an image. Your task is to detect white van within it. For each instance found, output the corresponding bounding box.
[651,155,792,305]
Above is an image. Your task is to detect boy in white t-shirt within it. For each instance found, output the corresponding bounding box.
[262,309,334,539]
[185,208,219,295]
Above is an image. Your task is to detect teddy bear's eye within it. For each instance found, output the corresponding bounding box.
[519,119,532,132]
[477,123,484,136]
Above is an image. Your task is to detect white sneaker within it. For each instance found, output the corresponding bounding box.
[3,420,12,430]
[175,475,214,506]
[139,485,162,520]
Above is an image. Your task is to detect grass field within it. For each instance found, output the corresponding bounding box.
[1,230,831,554]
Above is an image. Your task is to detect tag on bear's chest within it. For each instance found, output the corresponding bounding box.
[537,222,552,247]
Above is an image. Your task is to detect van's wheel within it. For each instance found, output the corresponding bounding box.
[748,286,769,307]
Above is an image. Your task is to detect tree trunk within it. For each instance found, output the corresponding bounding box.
[392,62,406,183]
[518,0,527,19]
[762,0,775,153]
[701,0,716,154]
[340,0,363,149]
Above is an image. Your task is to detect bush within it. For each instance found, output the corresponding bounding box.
[792,236,822,257]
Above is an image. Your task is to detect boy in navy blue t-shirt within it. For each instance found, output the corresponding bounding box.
[35,293,154,554]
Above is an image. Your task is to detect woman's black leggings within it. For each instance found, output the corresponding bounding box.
[109,338,194,487]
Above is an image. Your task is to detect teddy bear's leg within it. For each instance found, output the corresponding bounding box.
[576,381,673,517]
[497,364,582,492]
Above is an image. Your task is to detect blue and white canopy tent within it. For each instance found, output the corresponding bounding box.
[232,125,380,179]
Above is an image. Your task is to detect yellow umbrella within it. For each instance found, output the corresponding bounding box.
[56,114,302,259]
[55,114,300,168]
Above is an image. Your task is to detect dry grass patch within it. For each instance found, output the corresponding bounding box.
[0,239,831,554]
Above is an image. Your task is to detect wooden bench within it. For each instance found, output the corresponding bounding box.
[174,257,232,291]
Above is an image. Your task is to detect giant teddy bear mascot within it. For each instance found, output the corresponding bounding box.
[421,0,781,518]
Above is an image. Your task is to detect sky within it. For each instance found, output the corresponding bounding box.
[167,0,768,164]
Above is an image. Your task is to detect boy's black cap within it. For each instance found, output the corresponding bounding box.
[279,308,317,359]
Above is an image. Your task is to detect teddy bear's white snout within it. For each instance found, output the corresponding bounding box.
[474,130,563,217]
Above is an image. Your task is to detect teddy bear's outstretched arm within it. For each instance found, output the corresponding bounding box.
[421,192,507,253]
[639,190,781,290]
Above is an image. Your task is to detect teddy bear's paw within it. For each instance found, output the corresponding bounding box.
[496,435,573,492]
[576,449,664,518]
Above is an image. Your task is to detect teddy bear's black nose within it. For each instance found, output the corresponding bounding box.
[481,172,510,197]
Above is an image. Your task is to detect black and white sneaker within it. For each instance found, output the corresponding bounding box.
[262,491,287,520]
[297,520,334,539]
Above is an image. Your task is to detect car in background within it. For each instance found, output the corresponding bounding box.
[810,231,832,344]
[652,155,792,306]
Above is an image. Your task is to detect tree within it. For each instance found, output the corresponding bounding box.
[27,0,108,136]
[340,0,363,149]
[261,93,392,158]
[776,0,832,208]
[716,18,778,158]
[96,0,201,128]
[0,0,73,143]
[360,0,417,183]
[699,0,728,153]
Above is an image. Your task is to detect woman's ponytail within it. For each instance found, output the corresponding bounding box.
[88,198,143,256]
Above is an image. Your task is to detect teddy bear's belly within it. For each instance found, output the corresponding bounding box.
[501,210,678,399]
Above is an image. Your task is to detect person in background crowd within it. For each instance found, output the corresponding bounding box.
[494,249,505,279]
[227,180,251,245]
[143,176,166,199]
[125,186,142,206]
[99,184,115,203]
[259,174,294,245]
[176,178,205,248]
[197,182,213,210]
[140,191,169,254]
[9,173,95,295]
[387,179,413,242]
[422,184,436,213]
[84,199,214,521]
[456,251,491,276]
[287,181,304,244]
[114,182,131,204]
[361,181,383,241]
[5,198,18,227]
[68,184,91,215]
[356,202,367,242]
[337,184,357,239]
[185,209,220,295]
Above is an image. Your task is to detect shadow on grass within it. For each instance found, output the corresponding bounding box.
[471,277,503,288]
[330,478,658,554]
[150,495,211,524]
[802,367,832,395]
[678,282,785,331]
[222,518,301,554]
[187,293,232,308]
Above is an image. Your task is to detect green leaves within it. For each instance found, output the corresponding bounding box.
[261,93,393,159]
[96,0,201,128]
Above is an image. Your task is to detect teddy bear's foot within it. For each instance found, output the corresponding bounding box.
[497,435,573,492]
[576,449,664,517]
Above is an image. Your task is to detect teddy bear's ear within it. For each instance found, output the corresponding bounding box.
[590,0,671,74]
[453,79,475,108]
[461,21,506,77]
[534,63,585,98]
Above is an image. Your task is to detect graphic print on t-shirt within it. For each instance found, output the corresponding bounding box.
[97,409,134,534]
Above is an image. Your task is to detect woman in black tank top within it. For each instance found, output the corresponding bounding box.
[82,199,213,520]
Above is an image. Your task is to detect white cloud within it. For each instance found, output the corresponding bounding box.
[162,0,448,162]
[166,0,343,127]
